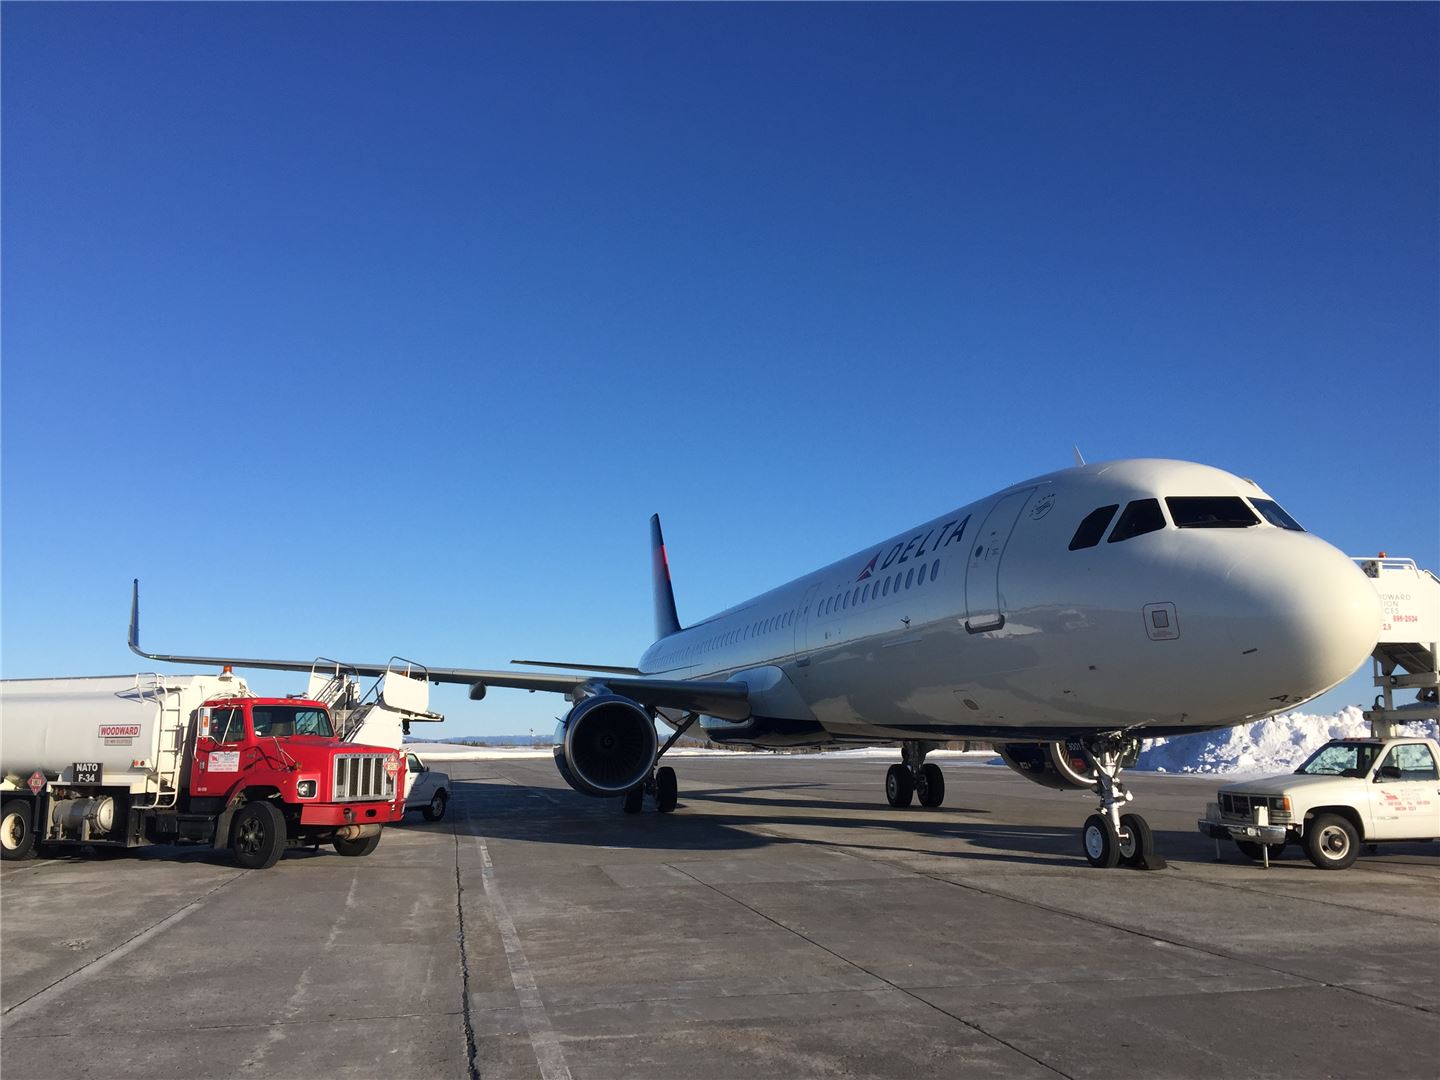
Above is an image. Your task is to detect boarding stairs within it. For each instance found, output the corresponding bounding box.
[306,657,445,752]
[1353,557,1440,737]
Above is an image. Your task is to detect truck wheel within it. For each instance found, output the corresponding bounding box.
[422,790,448,822]
[1303,814,1359,870]
[333,833,381,857]
[1,800,37,861]
[231,801,286,870]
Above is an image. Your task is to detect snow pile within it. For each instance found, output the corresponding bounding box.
[1136,708,1438,776]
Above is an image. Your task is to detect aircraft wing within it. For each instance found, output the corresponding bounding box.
[127,581,751,720]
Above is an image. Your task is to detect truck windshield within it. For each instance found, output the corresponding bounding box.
[1296,741,1382,778]
[251,705,333,739]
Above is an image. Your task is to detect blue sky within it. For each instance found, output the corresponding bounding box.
[4,4,1436,737]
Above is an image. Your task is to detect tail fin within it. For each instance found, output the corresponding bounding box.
[650,514,682,639]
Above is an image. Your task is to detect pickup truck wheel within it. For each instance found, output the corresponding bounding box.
[1303,814,1359,870]
[333,833,381,857]
[1,800,37,861]
[231,802,286,870]
[422,790,448,822]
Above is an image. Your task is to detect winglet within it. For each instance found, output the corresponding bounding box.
[1072,445,1086,467]
[650,514,682,640]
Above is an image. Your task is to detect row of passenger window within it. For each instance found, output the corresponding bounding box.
[1069,496,1305,550]
[657,606,799,667]
[818,558,942,617]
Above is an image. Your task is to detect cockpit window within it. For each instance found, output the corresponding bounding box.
[1107,499,1166,543]
[1069,505,1119,550]
[1166,497,1259,529]
[1250,498,1305,532]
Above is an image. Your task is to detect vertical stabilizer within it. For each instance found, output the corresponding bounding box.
[650,515,683,639]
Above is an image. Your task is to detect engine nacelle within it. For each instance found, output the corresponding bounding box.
[552,695,657,797]
[997,740,1100,791]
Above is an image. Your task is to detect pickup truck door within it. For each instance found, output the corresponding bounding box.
[1367,743,1440,840]
[405,753,433,805]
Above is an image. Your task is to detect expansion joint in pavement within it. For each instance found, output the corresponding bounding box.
[452,822,483,1080]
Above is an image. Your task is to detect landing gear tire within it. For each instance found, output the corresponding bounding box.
[1082,813,1120,868]
[1117,813,1164,870]
[885,764,914,808]
[1235,840,1283,862]
[231,801,286,870]
[916,764,945,808]
[333,833,381,857]
[422,790,448,822]
[1304,814,1359,870]
[655,766,678,814]
[621,786,644,814]
[0,799,37,861]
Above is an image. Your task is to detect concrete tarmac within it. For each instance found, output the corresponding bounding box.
[2,756,1437,1080]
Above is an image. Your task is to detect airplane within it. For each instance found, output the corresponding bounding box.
[129,457,1382,870]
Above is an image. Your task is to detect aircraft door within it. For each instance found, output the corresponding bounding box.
[964,488,1035,633]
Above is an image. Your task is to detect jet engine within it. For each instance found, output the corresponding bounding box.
[997,740,1101,791]
[552,694,657,797]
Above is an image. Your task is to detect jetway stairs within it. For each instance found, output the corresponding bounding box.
[1354,557,1439,737]
[306,657,445,752]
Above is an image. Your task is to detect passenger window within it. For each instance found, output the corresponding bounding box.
[882,577,891,597]
[1166,496,1259,529]
[1250,498,1305,532]
[930,560,939,582]
[905,568,914,589]
[1381,744,1439,781]
[1069,505,1120,550]
[1108,499,1166,543]
[862,584,870,602]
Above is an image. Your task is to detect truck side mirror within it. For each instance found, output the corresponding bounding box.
[1375,765,1402,782]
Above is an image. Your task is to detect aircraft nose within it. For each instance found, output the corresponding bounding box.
[1223,535,1381,704]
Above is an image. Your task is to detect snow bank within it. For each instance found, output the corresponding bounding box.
[1135,707,1438,776]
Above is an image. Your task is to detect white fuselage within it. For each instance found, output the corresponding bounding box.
[639,459,1380,746]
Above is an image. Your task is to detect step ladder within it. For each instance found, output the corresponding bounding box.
[135,674,184,809]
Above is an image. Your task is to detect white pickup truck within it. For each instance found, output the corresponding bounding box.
[1200,735,1440,869]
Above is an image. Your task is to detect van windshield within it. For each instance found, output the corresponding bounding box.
[251,705,333,738]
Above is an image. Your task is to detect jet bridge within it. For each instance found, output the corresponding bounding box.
[305,658,445,752]
[1354,557,1439,737]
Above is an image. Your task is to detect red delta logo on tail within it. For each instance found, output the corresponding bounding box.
[855,552,879,582]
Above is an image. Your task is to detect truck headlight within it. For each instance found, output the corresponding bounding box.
[296,779,317,799]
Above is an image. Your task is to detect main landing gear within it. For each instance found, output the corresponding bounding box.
[1079,735,1165,871]
[885,741,946,808]
[622,712,694,815]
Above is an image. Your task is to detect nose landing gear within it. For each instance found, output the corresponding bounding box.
[885,741,946,808]
[1080,736,1165,870]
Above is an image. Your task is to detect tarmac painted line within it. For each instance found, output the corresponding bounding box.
[460,804,572,1080]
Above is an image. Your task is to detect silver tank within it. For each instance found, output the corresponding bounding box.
[0,672,250,790]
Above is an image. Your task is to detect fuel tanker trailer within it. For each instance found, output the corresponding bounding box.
[0,670,405,868]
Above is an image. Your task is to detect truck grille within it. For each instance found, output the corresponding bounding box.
[332,754,395,802]
[1219,792,1292,823]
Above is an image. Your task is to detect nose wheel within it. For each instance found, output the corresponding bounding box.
[1078,737,1165,870]
[885,742,946,809]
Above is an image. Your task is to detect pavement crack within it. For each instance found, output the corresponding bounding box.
[453,806,482,1080]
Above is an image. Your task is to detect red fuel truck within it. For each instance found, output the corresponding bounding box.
[0,670,405,869]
